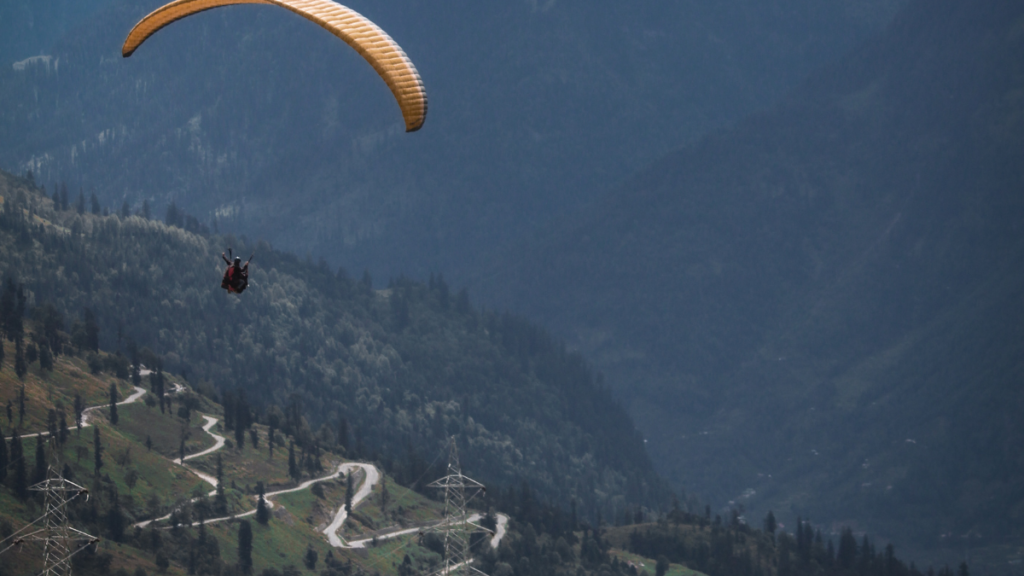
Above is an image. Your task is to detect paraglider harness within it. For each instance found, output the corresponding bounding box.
[221,249,252,294]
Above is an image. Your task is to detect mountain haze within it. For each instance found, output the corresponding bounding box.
[0,0,902,282]
[478,0,1024,566]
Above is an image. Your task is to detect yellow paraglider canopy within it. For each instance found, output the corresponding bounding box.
[122,0,427,132]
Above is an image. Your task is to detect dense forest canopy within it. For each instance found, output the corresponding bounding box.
[0,168,669,519]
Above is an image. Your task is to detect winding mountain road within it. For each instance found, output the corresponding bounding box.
[11,379,507,552]
[4,385,148,440]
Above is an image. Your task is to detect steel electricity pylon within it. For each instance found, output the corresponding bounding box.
[426,437,488,576]
[0,434,98,576]
[26,467,95,576]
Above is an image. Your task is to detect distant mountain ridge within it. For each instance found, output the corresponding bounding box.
[0,0,903,282]
[476,0,1024,568]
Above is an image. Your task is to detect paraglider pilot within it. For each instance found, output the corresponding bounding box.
[221,249,251,294]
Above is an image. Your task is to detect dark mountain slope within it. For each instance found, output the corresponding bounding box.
[0,0,902,282]
[478,0,1024,561]
[0,168,669,517]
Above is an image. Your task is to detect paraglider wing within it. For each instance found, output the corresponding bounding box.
[122,0,427,132]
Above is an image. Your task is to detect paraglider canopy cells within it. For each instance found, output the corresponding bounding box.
[121,0,428,132]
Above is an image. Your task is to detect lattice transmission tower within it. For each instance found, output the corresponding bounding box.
[26,466,96,576]
[0,434,98,576]
[426,437,488,576]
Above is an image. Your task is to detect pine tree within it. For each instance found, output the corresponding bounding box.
[83,308,99,351]
[345,473,354,513]
[76,191,85,214]
[106,489,126,542]
[165,202,181,227]
[0,277,14,341]
[39,341,53,370]
[380,475,389,515]
[120,201,130,219]
[10,430,27,499]
[337,418,347,452]
[109,383,119,425]
[656,555,670,576]
[58,409,69,446]
[14,338,26,379]
[142,200,151,220]
[268,424,275,459]
[93,426,103,473]
[215,454,227,515]
[237,520,253,575]
[73,394,84,432]
[0,425,7,482]
[303,546,318,570]
[90,193,101,215]
[235,422,246,451]
[59,182,69,211]
[256,481,270,525]
[17,384,26,423]
[288,441,298,481]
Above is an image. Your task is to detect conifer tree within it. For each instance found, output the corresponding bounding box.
[26,341,37,364]
[215,454,227,515]
[93,426,103,473]
[235,421,246,451]
[109,383,119,425]
[39,341,53,370]
[0,278,14,340]
[76,191,85,214]
[10,430,27,499]
[120,201,130,219]
[33,434,46,483]
[58,409,69,446]
[90,193,101,215]
[14,338,26,379]
[268,424,275,459]
[73,394,84,432]
[288,441,298,481]
[47,409,58,439]
[0,425,6,482]
[345,473,354,513]
[142,200,151,220]
[106,489,126,542]
[303,546,318,571]
[237,520,253,575]
[337,418,347,452]
[83,308,99,351]
[256,481,270,525]
[59,182,68,211]
[17,385,25,423]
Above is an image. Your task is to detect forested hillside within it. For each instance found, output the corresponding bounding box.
[0,0,903,281]
[0,168,668,519]
[478,0,1024,568]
